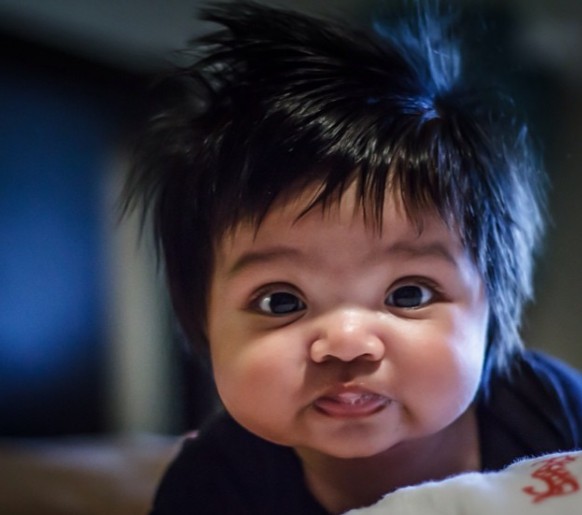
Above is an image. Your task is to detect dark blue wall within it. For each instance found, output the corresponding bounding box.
[0,43,136,436]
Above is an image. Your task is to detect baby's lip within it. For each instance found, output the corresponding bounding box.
[313,385,391,418]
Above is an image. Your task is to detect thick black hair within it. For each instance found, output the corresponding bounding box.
[123,1,545,373]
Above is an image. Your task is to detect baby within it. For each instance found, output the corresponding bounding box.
[123,2,582,514]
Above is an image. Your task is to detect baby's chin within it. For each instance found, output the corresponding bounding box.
[291,436,404,462]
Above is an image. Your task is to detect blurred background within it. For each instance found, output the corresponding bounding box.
[0,0,581,509]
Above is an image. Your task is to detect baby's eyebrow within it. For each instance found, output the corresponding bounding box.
[382,241,460,267]
[226,246,303,277]
[227,240,460,278]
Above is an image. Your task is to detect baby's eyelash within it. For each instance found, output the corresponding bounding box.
[390,276,442,293]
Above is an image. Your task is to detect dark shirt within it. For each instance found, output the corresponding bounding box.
[151,351,582,515]
[478,351,582,471]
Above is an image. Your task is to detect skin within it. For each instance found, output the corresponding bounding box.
[207,185,490,513]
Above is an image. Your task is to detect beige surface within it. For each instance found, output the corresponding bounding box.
[0,435,179,515]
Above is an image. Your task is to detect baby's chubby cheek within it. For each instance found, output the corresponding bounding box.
[212,339,289,399]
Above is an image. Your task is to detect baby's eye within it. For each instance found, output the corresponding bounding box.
[255,291,306,315]
[385,284,434,309]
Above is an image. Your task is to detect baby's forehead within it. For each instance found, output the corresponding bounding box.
[216,185,463,254]
[210,198,477,294]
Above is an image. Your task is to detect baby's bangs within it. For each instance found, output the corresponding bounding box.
[223,133,472,243]
[269,161,462,240]
[344,128,470,238]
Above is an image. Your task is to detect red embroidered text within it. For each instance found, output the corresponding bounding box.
[522,455,580,503]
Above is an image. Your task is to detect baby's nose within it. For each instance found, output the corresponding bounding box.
[309,308,385,363]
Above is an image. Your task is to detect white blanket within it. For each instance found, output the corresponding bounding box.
[345,451,582,514]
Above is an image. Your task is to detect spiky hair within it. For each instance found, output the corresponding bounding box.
[123,1,546,373]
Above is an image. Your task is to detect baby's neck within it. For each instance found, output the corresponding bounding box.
[296,405,481,514]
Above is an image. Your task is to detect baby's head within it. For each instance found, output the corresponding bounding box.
[125,1,545,376]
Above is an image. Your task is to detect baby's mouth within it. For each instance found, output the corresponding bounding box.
[313,389,391,418]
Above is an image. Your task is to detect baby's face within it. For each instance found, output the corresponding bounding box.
[207,185,489,460]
